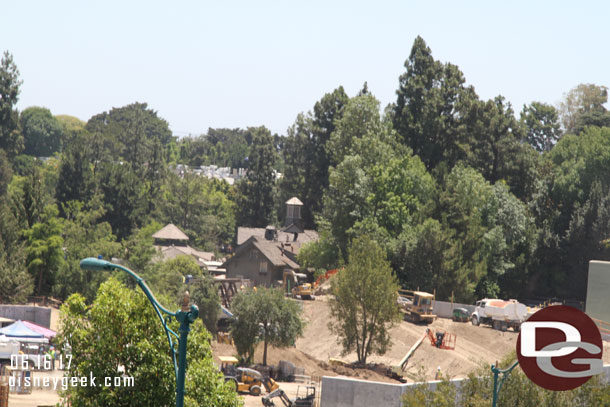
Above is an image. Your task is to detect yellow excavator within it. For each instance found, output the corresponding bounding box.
[220,356,279,396]
[283,270,314,300]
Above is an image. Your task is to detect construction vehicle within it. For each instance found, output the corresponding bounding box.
[283,270,314,300]
[398,328,455,371]
[220,356,279,396]
[397,290,436,323]
[261,385,316,407]
[452,307,470,322]
[426,328,456,350]
[470,298,527,332]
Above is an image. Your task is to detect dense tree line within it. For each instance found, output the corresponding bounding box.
[1,35,610,305]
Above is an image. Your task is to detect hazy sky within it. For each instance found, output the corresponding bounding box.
[2,1,609,137]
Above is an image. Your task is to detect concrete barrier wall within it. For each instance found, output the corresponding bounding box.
[0,306,51,328]
[321,365,610,407]
[433,300,475,319]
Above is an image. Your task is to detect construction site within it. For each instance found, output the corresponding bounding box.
[212,281,610,407]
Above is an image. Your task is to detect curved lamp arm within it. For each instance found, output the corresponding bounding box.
[491,360,519,407]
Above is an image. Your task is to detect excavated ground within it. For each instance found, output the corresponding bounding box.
[214,295,610,382]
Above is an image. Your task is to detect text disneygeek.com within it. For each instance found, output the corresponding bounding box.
[9,355,134,390]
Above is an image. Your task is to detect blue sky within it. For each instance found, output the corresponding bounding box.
[2,1,609,137]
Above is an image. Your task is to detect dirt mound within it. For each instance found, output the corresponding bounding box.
[211,340,396,383]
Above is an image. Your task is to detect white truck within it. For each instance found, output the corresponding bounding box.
[0,337,48,368]
[470,298,527,332]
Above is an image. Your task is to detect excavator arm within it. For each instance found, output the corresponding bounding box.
[262,389,293,407]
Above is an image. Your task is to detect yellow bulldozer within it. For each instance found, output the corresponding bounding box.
[219,356,279,396]
[397,290,436,323]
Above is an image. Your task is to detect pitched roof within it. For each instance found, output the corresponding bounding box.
[285,197,303,205]
[223,236,301,270]
[152,224,189,241]
[237,227,319,247]
[156,245,216,267]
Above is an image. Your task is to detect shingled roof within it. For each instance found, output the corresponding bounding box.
[223,236,300,270]
[237,227,318,246]
[152,224,189,241]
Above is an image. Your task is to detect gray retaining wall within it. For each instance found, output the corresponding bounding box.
[321,365,610,407]
[433,300,475,319]
[0,305,51,328]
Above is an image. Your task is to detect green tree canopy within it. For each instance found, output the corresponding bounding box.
[0,198,33,302]
[0,51,23,158]
[393,36,475,170]
[329,235,401,365]
[58,278,240,407]
[144,256,221,334]
[52,200,121,301]
[279,86,348,228]
[521,101,562,152]
[160,173,236,251]
[20,106,63,157]
[231,287,303,366]
[24,204,64,296]
[236,126,278,227]
[559,83,608,134]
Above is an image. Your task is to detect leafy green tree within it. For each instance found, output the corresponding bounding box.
[559,83,608,134]
[55,114,85,147]
[297,227,344,273]
[58,278,240,407]
[52,200,121,301]
[367,155,436,236]
[231,287,303,366]
[236,126,277,227]
[0,51,23,158]
[122,221,163,273]
[521,102,562,152]
[86,102,172,216]
[462,96,526,185]
[86,102,173,171]
[329,235,401,365]
[55,130,95,210]
[0,149,11,196]
[20,106,63,157]
[98,162,147,240]
[145,256,221,335]
[436,165,536,301]
[393,36,475,170]
[390,218,453,295]
[0,199,33,302]
[178,128,250,168]
[572,109,610,135]
[160,173,236,251]
[24,204,64,295]
[280,87,348,228]
[8,160,57,230]
[403,353,610,407]
[327,94,383,166]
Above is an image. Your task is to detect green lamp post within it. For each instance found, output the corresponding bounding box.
[80,257,199,407]
[491,360,519,407]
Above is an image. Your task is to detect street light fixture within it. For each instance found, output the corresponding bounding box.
[80,257,199,407]
[491,360,519,407]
